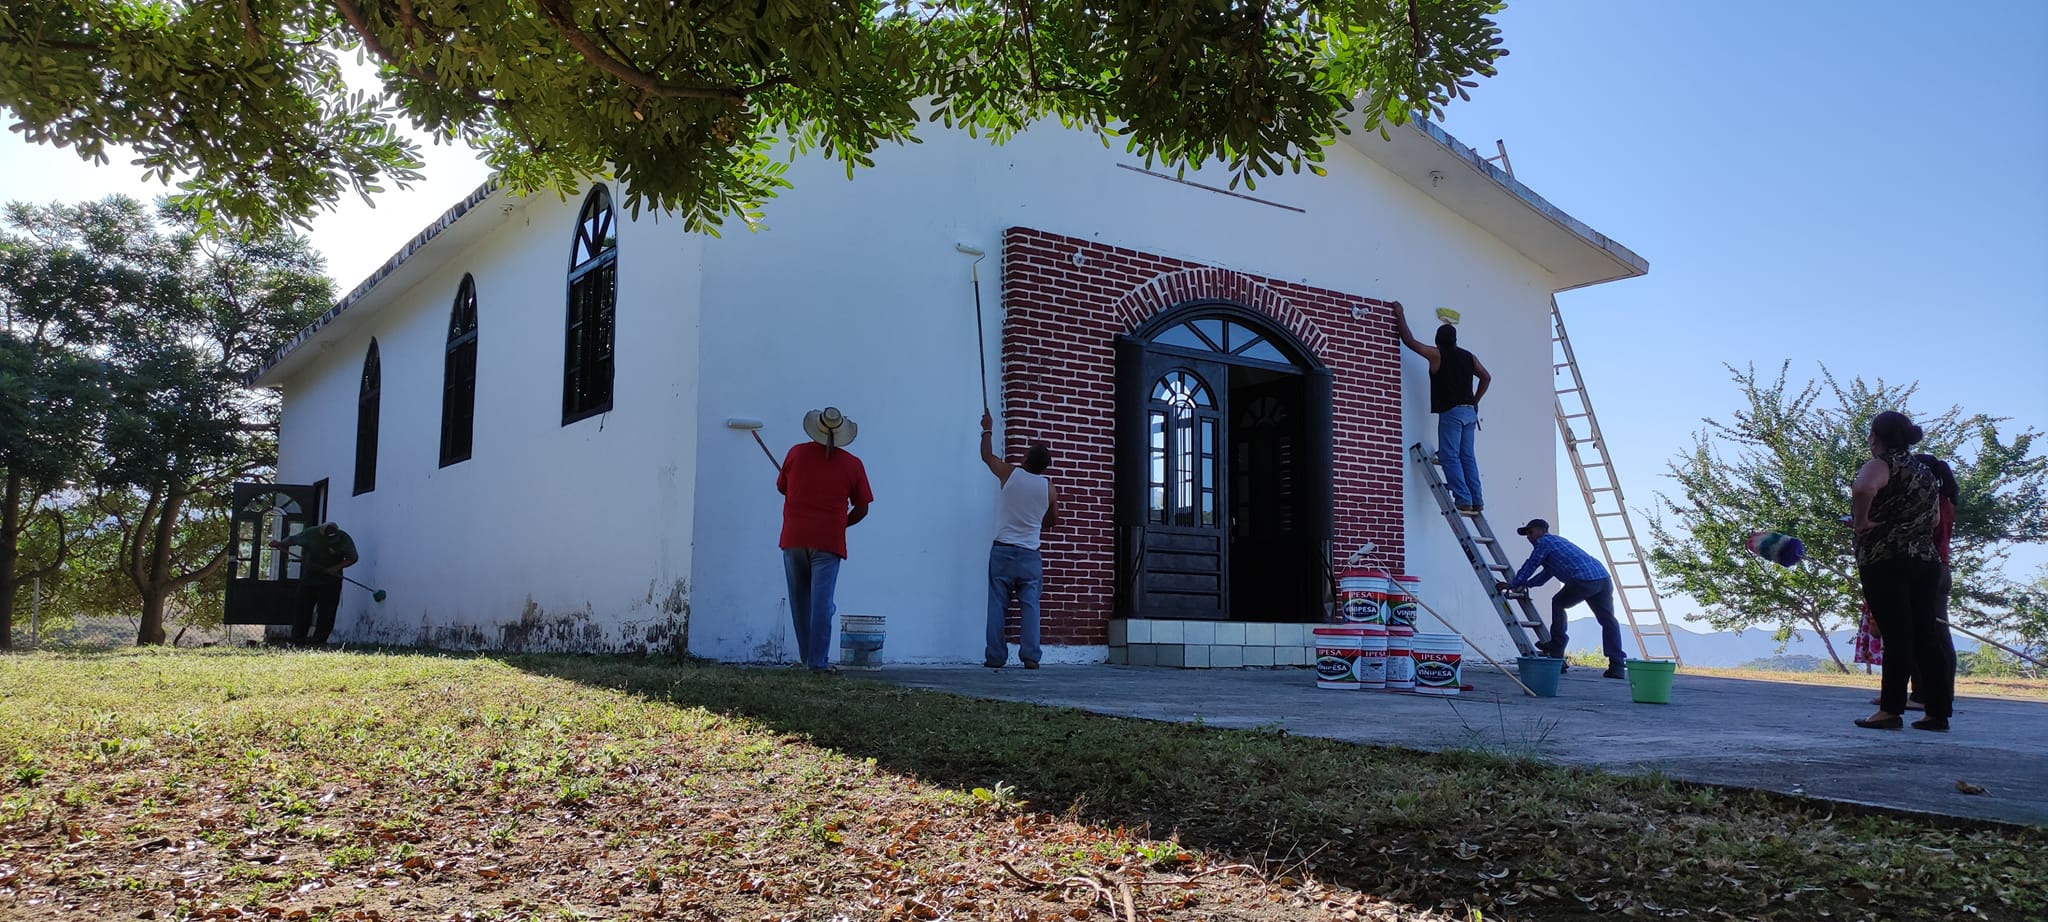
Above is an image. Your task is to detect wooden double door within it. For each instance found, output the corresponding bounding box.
[1114,316,1333,622]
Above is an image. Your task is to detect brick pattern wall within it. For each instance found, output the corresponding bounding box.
[999,226,1404,647]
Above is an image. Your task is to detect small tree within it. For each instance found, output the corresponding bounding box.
[0,203,120,651]
[1,197,329,646]
[1648,363,2048,671]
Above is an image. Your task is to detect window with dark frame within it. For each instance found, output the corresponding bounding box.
[1148,369,1216,527]
[353,340,381,495]
[440,274,480,466]
[563,186,618,424]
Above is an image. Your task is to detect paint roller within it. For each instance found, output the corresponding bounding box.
[957,243,990,413]
[725,417,781,471]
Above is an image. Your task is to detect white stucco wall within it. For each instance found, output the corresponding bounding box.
[688,124,1566,665]
[276,185,703,651]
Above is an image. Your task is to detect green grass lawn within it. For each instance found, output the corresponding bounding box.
[2,649,2043,922]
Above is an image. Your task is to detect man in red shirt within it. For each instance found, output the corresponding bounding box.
[778,407,874,673]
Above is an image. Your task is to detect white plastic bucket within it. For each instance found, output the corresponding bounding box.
[1313,627,1366,689]
[1389,575,1422,631]
[1411,632,1463,696]
[1356,633,1389,689]
[839,615,886,670]
[1338,569,1392,626]
[1384,633,1414,690]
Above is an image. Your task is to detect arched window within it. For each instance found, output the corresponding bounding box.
[563,185,618,423]
[353,340,380,495]
[1147,368,1217,527]
[1148,317,1293,365]
[440,274,480,466]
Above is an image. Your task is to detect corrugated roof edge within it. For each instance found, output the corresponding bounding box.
[1409,118,1648,280]
[246,178,502,386]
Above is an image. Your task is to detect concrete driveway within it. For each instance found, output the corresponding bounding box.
[867,662,2048,827]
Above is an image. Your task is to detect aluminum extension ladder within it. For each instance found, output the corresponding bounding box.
[1410,442,1551,657]
[1550,297,1683,664]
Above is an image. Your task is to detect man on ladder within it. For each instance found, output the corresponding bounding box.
[1392,302,1492,514]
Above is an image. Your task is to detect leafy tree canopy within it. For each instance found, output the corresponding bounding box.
[0,0,1507,232]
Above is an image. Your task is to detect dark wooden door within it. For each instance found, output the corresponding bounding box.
[1136,356,1229,618]
[223,482,323,625]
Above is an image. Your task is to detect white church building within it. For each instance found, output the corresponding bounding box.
[231,114,1646,666]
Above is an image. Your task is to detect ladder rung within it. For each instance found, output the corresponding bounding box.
[1516,622,1543,629]
[1561,412,1590,420]
[1487,564,1510,572]
[1471,535,1495,544]
[1618,584,1650,591]
[1594,511,1627,517]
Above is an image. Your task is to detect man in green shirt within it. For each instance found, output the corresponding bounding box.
[268,521,359,646]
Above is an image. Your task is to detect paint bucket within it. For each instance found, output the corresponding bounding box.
[1339,569,1392,626]
[1389,575,1422,631]
[1516,656,1564,697]
[1356,633,1389,689]
[1384,633,1414,690]
[1411,633,1463,696]
[1313,627,1366,689]
[838,615,886,670]
[1626,659,1678,704]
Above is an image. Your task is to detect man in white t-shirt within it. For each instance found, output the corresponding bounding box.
[981,409,1060,669]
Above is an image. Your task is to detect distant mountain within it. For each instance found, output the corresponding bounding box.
[1561,617,1977,669]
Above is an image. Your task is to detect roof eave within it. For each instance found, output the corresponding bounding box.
[1342,116,1648,291]
[249,178,506,388]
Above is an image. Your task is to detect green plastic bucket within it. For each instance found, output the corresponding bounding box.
[1626,659,1677,704]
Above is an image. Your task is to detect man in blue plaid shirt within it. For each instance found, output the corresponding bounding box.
[1497,518,1627,678]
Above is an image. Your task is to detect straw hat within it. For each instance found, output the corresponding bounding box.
[803,406,858,448]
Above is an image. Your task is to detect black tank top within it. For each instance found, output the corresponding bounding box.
[1430,347,1477,414]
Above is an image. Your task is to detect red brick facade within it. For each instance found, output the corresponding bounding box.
[999,226,1405,647]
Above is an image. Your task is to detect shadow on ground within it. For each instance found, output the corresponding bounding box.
[495,652,2048,922]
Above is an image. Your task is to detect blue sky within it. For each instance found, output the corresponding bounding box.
[1433,1,2048,619]
[2,4,2043,630]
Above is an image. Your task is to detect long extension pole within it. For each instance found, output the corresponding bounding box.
[957,244,990,413]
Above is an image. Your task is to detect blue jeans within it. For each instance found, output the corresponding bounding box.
[782,548,841,670]
[1550,577,1626,663]
[1437,404,1483,508]
[986,544,1043,666]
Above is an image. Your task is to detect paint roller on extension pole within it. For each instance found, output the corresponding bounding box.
[1349,542,1540,698]
[956,243,990,413]
[725,418,781,471]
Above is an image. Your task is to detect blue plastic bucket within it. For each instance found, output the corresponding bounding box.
[1516,655,1564,697]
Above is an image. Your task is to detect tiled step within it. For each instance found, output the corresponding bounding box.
[1108,619,1325,669]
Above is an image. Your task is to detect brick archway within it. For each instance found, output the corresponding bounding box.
[1109,268,1331,361]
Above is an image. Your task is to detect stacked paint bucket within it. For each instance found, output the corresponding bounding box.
[1316,570,1389,690]
[1385,575,1420,692]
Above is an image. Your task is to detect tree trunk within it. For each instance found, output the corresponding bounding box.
[134,488,186,646]
[0,472,20,653]
[138,589,170,646]
[1809,615,1849,673]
